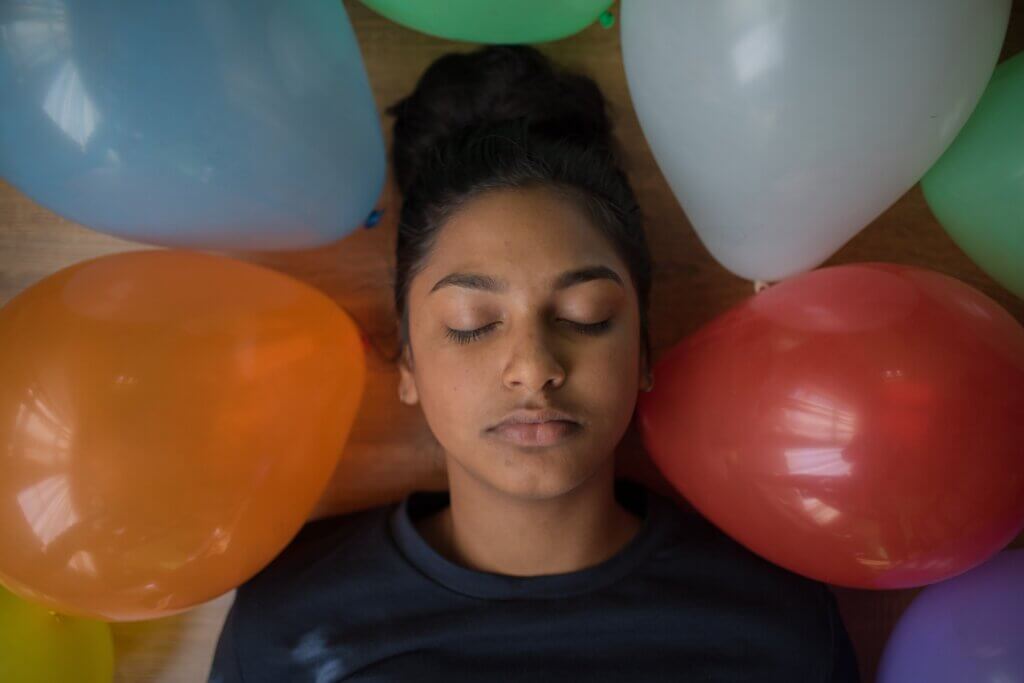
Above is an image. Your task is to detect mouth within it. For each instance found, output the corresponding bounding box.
[487,420,582,447]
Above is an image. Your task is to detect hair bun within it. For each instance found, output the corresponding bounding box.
[387,45,614,196]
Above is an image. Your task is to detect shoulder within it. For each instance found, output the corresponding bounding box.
[209,505,397,681]
[650,492,835,619]
[233,504,392,609]
[645,495,859,679]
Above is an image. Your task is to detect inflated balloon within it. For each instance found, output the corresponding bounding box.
[0,585,113,683]
[621,0,1011,282]
[877,549,1024,682]
[638,263,1024,589]
[0,250,366,620]
[0,1,384,250]
[923,53,1024,300]
[359,0,613,43]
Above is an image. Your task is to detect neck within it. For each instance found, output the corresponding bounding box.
[417,458,643,576]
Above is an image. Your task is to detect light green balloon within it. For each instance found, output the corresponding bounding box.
[359,0,614,43]
[922,53,1024,299]
[0,585,114,683]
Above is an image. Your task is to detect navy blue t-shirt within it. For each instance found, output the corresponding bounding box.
[209,478,860,682]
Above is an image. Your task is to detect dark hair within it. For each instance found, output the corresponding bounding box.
[387,45,652,366]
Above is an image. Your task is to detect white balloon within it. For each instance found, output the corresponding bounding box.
[621,0,1011,282]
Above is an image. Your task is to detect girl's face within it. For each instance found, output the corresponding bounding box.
[398,185,649,500]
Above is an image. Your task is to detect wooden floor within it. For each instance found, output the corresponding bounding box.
[1,1,1022,680]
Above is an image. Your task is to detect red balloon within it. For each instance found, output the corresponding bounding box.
[638,263,1024,589]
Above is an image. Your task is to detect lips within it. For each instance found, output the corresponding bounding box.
[491,408,580,429]
[490,421,580,447]
[488,410,582,447]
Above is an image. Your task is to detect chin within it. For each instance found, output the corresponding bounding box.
[476,446,609,501]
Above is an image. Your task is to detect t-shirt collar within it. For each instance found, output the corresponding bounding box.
[388,478,673,600]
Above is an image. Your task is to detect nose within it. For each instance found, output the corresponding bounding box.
[501,325,566,393]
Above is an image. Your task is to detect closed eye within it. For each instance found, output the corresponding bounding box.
[564,319,612,336]
[444,319,612,345]
[444,322,499,345]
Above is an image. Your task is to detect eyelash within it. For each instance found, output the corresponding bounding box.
[445,319,612,345]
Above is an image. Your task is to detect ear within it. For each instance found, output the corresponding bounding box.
[639,346,654,393]
[397,344,420,406]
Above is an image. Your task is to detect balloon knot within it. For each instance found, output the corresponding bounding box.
[754,280,771,293]
[599,10,615,29]
[363,208,383,229]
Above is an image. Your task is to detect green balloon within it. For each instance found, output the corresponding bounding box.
[0,585,114,683]
[922,53,1024,299]
[359,0,614,43]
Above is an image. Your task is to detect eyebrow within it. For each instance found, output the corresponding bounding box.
[429,265,624,295]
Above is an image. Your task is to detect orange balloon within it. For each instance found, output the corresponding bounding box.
[0,250,365,620]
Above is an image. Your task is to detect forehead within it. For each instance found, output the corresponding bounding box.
[422,186,623,282]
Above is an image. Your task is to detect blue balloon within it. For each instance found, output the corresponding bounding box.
[0,0,385,250]
[878,549,1024,683]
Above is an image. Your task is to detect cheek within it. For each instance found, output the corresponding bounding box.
[415,352,489,435]
[582,322,640,385]
[574,328,642,422]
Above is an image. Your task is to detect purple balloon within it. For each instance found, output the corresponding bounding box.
[878,549,1024,683]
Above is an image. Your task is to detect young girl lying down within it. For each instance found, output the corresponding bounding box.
[209,45,860,683]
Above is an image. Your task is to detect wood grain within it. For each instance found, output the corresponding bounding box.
[1,2,1021,680]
